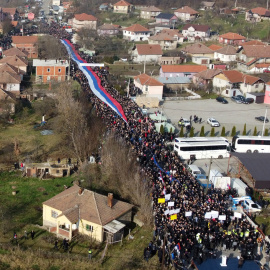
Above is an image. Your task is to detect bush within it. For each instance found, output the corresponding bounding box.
[200,126,205,137]
[243,124,246,135]
[221,126,225,136]
[189,127,194,137]
[253,126,257,136]
[231,126,236,137]
[210,127,215,137]
[179,126,184,137]
[264,129,269,136]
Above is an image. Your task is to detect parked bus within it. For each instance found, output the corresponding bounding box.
[232,135,270,153]
[174,137,230,160]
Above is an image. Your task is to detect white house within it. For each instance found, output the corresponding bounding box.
[213,70,265,96]
[182,24,210,39]
[123,24,151,41]
[214,45,237,62]
[131,44,162,63]
[174,6,199,21]
[134,73,164,100]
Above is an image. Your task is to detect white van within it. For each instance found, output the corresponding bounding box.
[188,165,201,177]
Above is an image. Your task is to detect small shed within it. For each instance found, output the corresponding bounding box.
[246,92,265,104]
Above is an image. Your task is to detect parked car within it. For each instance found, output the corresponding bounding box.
[255,116,269,123]
[236,95,245,103]
[243,98,254,104]
[207,118,220,127]
[216,96,228,104]
[231,96,242,103]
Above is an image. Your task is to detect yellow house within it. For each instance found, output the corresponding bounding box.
[113,0,133,14]
[43,185,133,242]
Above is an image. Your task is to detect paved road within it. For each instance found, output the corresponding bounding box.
[156,99,269,136]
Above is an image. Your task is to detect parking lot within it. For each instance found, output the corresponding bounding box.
[158,99,269,137]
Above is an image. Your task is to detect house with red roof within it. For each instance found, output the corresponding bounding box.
[123,24,151,41]
[237,44,270,73]
[160,65,207,79]
[182,24,210,40]
[11,36,38,59]
[133,73,164,100]
[113,0,133,14]
[213,70,265,96]
[71,13,98,30]
[43,184,133,241]
[174,6,199,21]
[219,32,246,46]
[246,7,270,22]
[131,44,162,63]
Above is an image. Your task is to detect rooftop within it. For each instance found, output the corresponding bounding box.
[43,185,133,226]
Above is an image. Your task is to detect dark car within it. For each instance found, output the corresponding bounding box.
[243,98,254,104]
[236,95,245,103]
[255,116,269,123]
[231,96,242,103]
[216,96,228,104]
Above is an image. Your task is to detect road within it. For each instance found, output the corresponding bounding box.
[155,99,269,136]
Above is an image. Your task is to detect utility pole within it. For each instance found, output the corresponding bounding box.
[205,156,213,194]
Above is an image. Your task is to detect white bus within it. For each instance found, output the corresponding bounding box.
[232,135,270,153]
[174,137,230,160]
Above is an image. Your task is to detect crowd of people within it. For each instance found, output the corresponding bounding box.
[10,22,266,268]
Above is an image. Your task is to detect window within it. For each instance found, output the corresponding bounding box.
[51,210,58,218]
[47,68,50,72]
[86,224,93,232]
[58,68,61,72]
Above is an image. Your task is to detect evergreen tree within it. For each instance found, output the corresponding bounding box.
[253,126,257,136]
[221,126,226,137]
[242,124,246,135]
[190,127,194,137]
[180,126,184,137]
[231,126,236,137]
[200,126,205,137]
[210,127,215,137]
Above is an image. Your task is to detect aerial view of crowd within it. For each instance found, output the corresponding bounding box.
[23,21,268,268]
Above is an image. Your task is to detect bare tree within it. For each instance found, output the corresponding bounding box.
[56,82,102,165]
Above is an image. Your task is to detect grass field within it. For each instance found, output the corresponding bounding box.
[0,172,154,270]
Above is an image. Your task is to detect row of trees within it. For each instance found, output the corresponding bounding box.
[178,125,269,137]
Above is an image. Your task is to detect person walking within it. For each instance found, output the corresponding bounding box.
[88,248,92,260]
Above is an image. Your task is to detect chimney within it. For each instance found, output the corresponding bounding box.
[108,193,113,208]
[78,187,84,195]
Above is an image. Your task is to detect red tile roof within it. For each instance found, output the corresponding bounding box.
[12,35,38,44]
[136,44,162,55]
[208,44,223,51]
[244,40,264,45]
[222,70,262,84]
[242,44,270,58]
[114,0,131,6]
[74,13,97,21]
[219,32,246,40]
[43,185,133,226]
[175,6,198,15]
[134,73,163,86]
[161,65,207,73]
[250,7,270,16]
[123,24,150,32]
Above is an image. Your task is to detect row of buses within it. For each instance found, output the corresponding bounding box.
[173,136,270,160]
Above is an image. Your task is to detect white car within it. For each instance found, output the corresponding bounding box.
[207,118,220,127]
